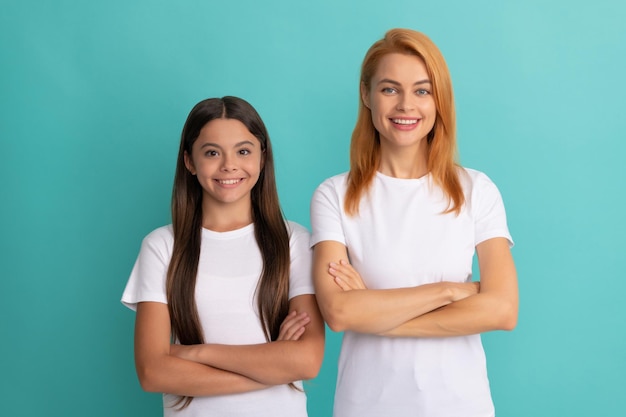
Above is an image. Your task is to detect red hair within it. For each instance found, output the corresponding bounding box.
[345,28,464,215]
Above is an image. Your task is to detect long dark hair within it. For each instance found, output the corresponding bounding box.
[166,96,291,407]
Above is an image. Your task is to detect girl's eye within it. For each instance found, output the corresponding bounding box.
[381,87,397,95]
[238,149,251,156]
[205,150,219,157]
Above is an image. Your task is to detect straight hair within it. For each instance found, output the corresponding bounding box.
[345,28,465,215]
[167,96,291,408]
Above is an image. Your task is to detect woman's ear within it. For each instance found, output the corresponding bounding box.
[183,151,196,175]
[360,82,370,109]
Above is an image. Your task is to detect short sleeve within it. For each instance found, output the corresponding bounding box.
[470,172,514,247]
[310,175,348,247]
[120,226,173,311]
[286,221,315,299]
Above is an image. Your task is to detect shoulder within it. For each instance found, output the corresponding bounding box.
[315,172,349,193]
[457,167,500,195]
[311,172,349,205]
[286,221,311,246]
[286,220,310,237]
[458,166,492,183]
[458,167,509,217]
[140,225,174,251]
[143,224,174,241]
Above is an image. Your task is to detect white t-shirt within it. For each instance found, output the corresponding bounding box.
[121,221,314,417]
[310,168,513,417]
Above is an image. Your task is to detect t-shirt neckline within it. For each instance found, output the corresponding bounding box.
[201,223,254,239]
[375,170,430,184]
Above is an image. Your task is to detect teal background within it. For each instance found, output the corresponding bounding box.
[2,0,624,416]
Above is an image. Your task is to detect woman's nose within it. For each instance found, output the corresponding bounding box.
[396,93,415,111]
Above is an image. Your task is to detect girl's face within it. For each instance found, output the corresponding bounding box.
[184,118,263,210]
[362,53,436,152]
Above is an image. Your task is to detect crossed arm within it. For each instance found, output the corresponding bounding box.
[313,237,517,337]
[134,294,324,396]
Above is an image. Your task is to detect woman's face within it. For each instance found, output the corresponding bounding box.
[362,53,436,152]
[184,118,263,209]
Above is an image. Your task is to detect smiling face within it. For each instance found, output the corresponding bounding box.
[184,118,263,212]
[362,52,436,154]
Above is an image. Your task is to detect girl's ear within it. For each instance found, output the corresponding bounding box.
[183,151,196,175]
[360,82,370,109]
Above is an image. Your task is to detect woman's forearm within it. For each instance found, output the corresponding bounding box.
[382,238,519,338]
[381,291,517,338]
[317,283,469,334]
[314,240,476,333]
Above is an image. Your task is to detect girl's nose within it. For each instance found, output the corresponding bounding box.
[220,154,238,171]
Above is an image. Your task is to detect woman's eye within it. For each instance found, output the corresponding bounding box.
[381,87,397,94]
[416,89,431,96]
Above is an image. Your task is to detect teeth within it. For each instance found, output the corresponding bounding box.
[392,119,418,125]
[219,179,240,185]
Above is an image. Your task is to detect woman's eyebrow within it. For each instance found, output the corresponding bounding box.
[377,78,432,86]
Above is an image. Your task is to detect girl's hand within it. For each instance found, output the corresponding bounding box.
[277,310,310,341]
[329,259,368,291]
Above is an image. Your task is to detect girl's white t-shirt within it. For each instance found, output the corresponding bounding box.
[122,221,314,417]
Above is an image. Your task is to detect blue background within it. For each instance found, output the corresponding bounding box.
[1,1,624,416]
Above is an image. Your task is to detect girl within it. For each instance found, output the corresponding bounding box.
[122,96,324,417]
[311,29,518,417]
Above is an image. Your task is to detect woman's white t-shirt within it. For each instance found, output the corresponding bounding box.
[122,221,314,417]
[310,169,513,417]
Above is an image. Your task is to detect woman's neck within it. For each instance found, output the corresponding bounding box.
[378,141,428,179]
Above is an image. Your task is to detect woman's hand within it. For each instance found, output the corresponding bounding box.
[329,259,368,291]
[276,310,311,341]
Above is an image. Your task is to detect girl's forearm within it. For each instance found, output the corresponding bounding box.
[137,353,268,396]
[175,340,323,385]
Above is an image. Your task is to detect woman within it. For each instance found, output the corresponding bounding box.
[310,29,518,417]
[122,96,324,416]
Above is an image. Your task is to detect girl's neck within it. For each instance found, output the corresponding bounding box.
[201,199,253,232]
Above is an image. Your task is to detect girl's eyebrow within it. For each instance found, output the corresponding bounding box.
[377,78,432,86]
[199,140,257,149]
